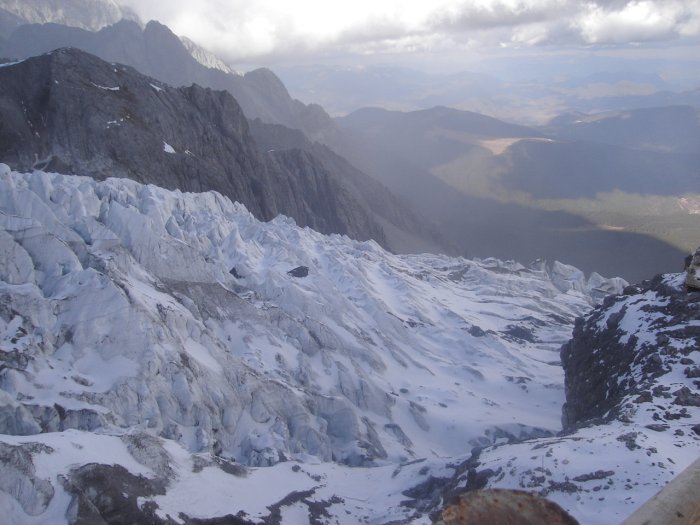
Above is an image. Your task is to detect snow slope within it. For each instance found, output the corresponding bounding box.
[180,35,236,75]
[465,271,700,525]
[4,165,684,524]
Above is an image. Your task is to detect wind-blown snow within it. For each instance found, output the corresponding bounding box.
[5,165,684,524]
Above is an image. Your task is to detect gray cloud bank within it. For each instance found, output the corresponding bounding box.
[117,0,699,62]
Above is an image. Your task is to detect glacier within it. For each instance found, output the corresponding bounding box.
[2,164,694,524]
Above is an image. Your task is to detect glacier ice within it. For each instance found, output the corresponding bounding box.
[0,166,626,466]
[2,165,670,524]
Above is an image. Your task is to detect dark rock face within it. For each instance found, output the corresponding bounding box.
[0,48,387,243]
[399,449,497,520]
[561,273,700,430]
[0,48,269,216]
[265,148,385,244]
[62,463,169,525]
[287,266,309,278]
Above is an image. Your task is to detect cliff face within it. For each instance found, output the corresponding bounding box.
[0,48,271,216]
[561,272,700,431]
[0,48,386,242]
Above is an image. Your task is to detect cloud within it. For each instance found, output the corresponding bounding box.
[118,0,700,62]
[577,1,696,44]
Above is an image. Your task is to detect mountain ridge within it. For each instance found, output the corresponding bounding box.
[0,47,395,246]
[0,18,336,139]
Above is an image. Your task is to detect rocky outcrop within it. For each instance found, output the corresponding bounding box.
[561,273,700,430]
[0,47,388,243]
[0,48,269,216]
[434,489,579,525]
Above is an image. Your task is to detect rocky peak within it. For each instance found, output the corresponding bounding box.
[0,47,269,213]
[244,67,293,102]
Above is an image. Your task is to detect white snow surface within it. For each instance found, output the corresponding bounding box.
[0,166,689,524]
[180,35,237,75]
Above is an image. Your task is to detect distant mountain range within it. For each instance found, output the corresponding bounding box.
[546,105,700,154]
[331,105,695,281]
[276,63,700,125]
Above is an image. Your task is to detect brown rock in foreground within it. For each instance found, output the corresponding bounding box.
[434,489,579,525]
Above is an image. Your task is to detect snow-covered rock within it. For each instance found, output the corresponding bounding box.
[429,271,700,525]
[179,35,236,75]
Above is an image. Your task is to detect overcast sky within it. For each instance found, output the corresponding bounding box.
[120,0,700,67]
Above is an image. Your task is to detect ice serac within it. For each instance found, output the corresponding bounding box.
[2,167,694,524]
[0,47,389,245]
[0,167,623,466]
